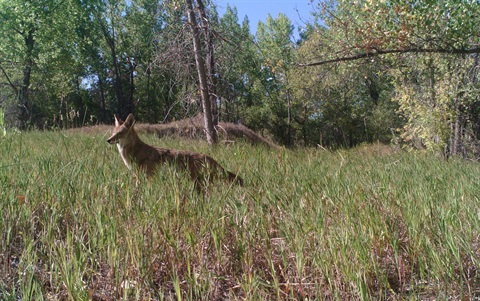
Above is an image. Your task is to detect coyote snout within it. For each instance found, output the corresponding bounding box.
[107,114,243,188]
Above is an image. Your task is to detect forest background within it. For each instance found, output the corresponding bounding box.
[1,0,480,158]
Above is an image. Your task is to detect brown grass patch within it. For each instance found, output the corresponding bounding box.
[70,115,279,149]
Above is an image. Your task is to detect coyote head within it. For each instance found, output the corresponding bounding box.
[107,114,135,145]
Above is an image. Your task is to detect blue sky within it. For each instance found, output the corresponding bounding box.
[215,0,317,40]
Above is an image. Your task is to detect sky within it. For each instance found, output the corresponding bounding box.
[215,0,317,40]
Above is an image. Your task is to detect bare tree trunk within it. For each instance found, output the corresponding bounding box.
[186,0,217,145]
[197,0,218,126]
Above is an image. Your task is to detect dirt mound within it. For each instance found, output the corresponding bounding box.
[71,115,279,149]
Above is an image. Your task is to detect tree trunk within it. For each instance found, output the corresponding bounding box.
[147,66,151,122]
[186,0,217,145]
[197,0,218,126]
[287,92,292,146]
[99,75,107,123]
[18,28,36,129]
[452,103,463,157]
[100,21,129,117]
[127,59,136,116]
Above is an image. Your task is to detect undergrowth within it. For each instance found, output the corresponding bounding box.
[0,130,479,300]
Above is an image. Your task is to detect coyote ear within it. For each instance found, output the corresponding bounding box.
[124,113,135,128]
[114,114,123,126]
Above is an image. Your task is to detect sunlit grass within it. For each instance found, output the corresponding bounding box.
[1,131,479,300]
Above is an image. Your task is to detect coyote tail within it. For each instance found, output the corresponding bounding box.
[228,171,244,186]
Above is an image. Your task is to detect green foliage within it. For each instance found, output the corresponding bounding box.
[215,5,256,123]
[314,0,480,59]
[1,131,479,299]
[302,0,480,155]
[1,0,479,150]
[391,53,480,157]
[0,0,78,128]
[251,13,297,145]
[291,27,401,147]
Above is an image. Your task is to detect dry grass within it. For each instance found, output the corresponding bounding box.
[71,115,279,149]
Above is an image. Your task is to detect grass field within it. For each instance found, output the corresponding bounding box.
[1,129,479,300]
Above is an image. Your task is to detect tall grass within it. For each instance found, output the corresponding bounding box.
[0,130,479,300]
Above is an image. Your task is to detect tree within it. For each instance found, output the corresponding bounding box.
[71,0,167,124]
[291,26,400,147]
[391,53,480,157]
[254,13,296,145]
[0,0,72,128]
[93,0,136,118]
[123,0,164,123]
[186,0,217,144]
[303,0,480,66]
[300,0,480,156]
[215,5,256,123]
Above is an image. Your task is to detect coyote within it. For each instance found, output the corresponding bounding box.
[107,114,243,188]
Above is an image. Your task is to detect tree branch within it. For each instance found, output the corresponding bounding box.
[0,65,18,93]
[300,47,480,67]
